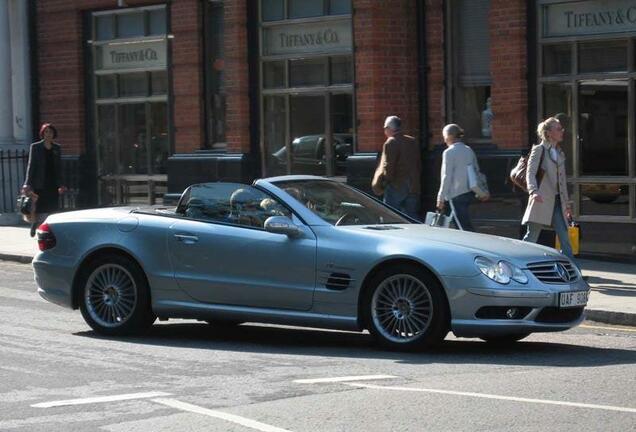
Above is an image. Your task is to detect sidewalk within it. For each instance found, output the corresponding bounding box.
[0,225,634,326]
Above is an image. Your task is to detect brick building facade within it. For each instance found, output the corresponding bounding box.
[33,0,636,258]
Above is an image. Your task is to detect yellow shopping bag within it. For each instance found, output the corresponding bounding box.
[555,223,580,256]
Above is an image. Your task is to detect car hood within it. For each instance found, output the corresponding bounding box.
[347,224,564,266]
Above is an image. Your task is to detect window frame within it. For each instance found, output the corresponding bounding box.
[445,0,492,143]
[258,1,355,178]
[536,0,636,223]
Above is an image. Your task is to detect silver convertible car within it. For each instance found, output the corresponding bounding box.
[33,176,590,351]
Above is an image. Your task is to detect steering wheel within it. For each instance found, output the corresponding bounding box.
[335,212,357,226]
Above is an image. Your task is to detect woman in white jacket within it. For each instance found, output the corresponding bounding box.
[522,117,575,262]
[436,124,486,231]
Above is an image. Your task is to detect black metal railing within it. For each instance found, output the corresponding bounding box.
[1,150,80,213]
[0,149,28,213]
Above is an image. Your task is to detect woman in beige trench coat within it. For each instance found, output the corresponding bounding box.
[522,117,576,263]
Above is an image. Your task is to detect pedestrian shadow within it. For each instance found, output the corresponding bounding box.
[592,286,636,296]
[588,275,636,289]
[75,321,636,368]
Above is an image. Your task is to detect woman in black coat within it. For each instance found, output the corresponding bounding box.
[22,123,66,237]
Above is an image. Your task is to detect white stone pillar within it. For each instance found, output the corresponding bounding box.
[0,0,14,148]
[10,0,31,146]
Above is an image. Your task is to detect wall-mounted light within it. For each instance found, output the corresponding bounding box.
[117,0,127,7]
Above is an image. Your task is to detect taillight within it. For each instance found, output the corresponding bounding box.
[37,223,56,251]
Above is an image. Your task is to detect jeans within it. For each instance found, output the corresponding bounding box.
[384,183,420,220]
[523,196,576,265]
[449,192,475,232]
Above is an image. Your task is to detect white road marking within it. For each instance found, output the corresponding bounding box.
[31,391,171,408]
[346,383,636,414]
[293,374,397,384]
[152,398,294,432]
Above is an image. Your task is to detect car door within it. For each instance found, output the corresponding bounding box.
[167,185,317,311]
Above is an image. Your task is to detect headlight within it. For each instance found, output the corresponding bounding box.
[474,257,528,284]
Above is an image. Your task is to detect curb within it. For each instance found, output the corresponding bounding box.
[0,253,33,264]
[586,309,636,327]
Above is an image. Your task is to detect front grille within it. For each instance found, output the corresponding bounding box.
[535,307,584,323]
[527,261,579,284]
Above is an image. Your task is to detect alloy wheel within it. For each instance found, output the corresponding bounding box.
[371,274,433,343]
[85,263,138,328]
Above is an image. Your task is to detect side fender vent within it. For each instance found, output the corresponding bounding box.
[325,272,352,291]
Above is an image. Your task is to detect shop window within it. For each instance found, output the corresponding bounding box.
[263,0,351,20]
[543,44,571,75]
[91,6,170,207]
[150,102,170,174]
[263,61,286,88]
[289,0,324,19]
[578,80,628,176]
[579,41,627,74]
[290,58,327,87]
[579,184,629,216]
[97,105,117,177]
[97,75,117,99]
[204,0,226,149]
[329,0,352,15]
[290,95,326,175]
[264,96,288,176]
[148,9,167,36]
[330,56,352,84]
[119,73,148,97]
[96,15,115,41]
[259,0,354,177]
[262,0,284,21]
[150,71,168,95]
[448,0,491,140]
[119,103,148,174]
[117,12,145,38]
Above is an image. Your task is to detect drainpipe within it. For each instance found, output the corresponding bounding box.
[416,0,429,150]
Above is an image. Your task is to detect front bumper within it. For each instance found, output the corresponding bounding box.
[32,252,76,309]
[443,274,590,338]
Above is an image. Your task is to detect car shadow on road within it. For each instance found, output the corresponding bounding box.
[75,321,636,368]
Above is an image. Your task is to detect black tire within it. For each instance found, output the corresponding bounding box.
[480,333,530,344]
[78,253,155,336]
[364,264,449,351]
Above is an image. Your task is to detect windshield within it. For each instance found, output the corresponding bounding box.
[272,180,411,226]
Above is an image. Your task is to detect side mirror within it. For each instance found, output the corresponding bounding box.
[264,216,303,238]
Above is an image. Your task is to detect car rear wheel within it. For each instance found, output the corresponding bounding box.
[366,264,448,351]
[480,333,530,344]
[79,254,155,336]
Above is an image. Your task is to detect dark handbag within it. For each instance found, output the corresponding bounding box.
[509,147,545,192]
[17,193,33,216]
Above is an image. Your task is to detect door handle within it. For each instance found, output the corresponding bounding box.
[174,234,199,244]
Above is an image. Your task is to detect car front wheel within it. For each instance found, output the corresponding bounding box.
[78,254,155,336]
[366,265,448,351]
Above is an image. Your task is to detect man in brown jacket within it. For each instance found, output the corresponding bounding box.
[380,116,421,219]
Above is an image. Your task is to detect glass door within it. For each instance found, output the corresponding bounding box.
[96,102,168,205]
[290,94,326,175]
[577,80,630,217]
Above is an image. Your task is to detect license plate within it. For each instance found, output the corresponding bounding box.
[559,290,589,308]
